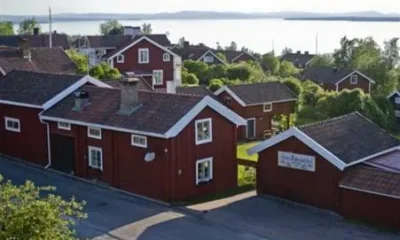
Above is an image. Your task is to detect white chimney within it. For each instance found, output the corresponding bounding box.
[166,81,176,94]
[124,26,141,38]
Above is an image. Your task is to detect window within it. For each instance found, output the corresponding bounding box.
[88,146,103,171]
[116,54,124,63]
[153,70,164,86]
[58,122,71,130]
[131,134,147,148]
[263,103,272,112]
[163,53,170,62]
[196,157,213,184]
[88,127,102,139]
[395,110,400,118]
[5,117,20,132]
[224,96,232,105]
[138,48,149,64]
[195,118,212,145]
[203,56,214,63]
[350,74,358,84]
[395,97,400,104]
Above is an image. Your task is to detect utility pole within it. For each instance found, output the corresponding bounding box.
[272,38,275,54]
[315,33,319,54]
[49,6,53,48]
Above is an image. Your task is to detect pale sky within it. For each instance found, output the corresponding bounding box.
[1,0,400,15]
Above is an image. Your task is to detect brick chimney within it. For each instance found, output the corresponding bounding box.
[118,78,141,115]
[296,50,301,54]
[183,41,189,49]
[124,26,141,38]
[305,51,309,55]
[73,91,90,111]
[33,27,40,35]
[18,38,31,61]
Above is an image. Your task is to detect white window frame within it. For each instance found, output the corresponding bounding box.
[395,97,400,104]
[88,146,103,171]
[138,48,149,64]
[195,118,212,145]
[395,110,400,118]
[152,70,164,86]
[88,127,102,140]
[203,55,214,63]
[4,117,20,133]
[131,134,147,148]
[163,53,170,62]
[116,54,125,63]
[57,121,71,131]
[196,157,213,185]
[263,103,272,112]
[350,74,358,84]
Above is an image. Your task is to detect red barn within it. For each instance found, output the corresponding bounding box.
[214,82,297,140]
[40,80,246,202]
[0,70,110,166]
[248,112,400,229]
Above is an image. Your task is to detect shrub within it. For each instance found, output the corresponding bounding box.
[227,64,251,81]
[302,80,325,106]
[208,78,224,92]
[182,72,199,85]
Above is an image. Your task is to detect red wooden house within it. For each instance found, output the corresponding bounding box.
[214,82,297,140]
[0,70,110,166]
[39,80,246,202]
[248,112,400,229]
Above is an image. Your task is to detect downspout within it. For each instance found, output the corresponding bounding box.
[39,111,52,168]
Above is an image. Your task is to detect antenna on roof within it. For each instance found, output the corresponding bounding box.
[272,38,275,54]
[315,33,319,54]
[49,6,53,48]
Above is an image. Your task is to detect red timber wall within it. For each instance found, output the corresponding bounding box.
[111,39,173,89]
[339,188,400,229]
[257,137,343,211]
[47,107,237,202]
[0,104,48,166]
[217,91,295,140]
[232,54,254,63]
[319,73,371,93]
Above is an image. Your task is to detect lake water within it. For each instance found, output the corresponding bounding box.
[33,19,400,54]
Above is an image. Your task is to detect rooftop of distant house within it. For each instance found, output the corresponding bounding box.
[301,66,375,85]
[0,30,70,49]
[280,50,315,67]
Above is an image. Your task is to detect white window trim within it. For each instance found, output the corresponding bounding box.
[138,48,149,64]
[163,53,170,62]
[350,74,358,84]
[395,97,400,104]
[88,146,103,171]
[88,127,102,139]
[203,55,214,63]
[196,157,213,185]
[263,103,272,112]
[395,110,400,118]
[5,117,20,133]
[152,70,164,86]
[246,118,256,139]
[116,54,125,63]
[195,118,213,145]
[57,121,71,131]
[131,134,148,148]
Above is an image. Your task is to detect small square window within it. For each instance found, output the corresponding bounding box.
[196,157,213,184]
[263,103,272,112]
[88,146,103,171]
[395,110,400,118]
[204,56,214,63]
[138,48,149,64]
[224,96,232,105]
[163,53,170,62]
[350,74,358,84]
[131,134,147,148]
[88,127,102,139]
[116,54,124,63]
[395,97,400,104]
[5,117,20,132]
[195,118,212,145]
[58,122,71,130]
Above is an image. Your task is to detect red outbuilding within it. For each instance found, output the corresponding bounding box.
[248,112,400,229]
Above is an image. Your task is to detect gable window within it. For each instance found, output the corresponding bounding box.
[116,54,124,63]
[224,96,232,105]
[131,134,147,148]
[5,117,20,132]
[204,55,214,63]
[88,127,102,139]
[58,122,71,130]
[138,48,149,64]
[88,146,103,171]
[395,110,400,118]
[195,118,212,145]
[153,70,163,86]
[395,97,400,104]
[163,53,170,62]
[196,157,213,184]
[350,74,358,84]
[263,103,272,112]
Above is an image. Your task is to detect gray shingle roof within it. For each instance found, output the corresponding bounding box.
[42,86,205,134]
[301,67,354,84]
[227,82,297,105]
[0,70,82,106]
[299,112,400,164]
[87,35,131,49]
[0,34,70,49]
[281,52,315,66]
[177,85,213,97]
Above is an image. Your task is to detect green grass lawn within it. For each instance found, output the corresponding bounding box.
[237,141,259,161]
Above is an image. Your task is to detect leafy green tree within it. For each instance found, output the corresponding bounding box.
[0,22,14,35]
[0,175,86,240]
[261,53,280,75]
[281,47,293,55]
[283,77,302,96]
[308,54,335,68]
[227,63,251,81]
[207,64,227,80]
[182,72,199,85]
[183,60,209,84]
[225,41,238,51]
[89,62,121,80]
[383,38,400,70]
[141,23,152,35]
[333,36,358,67]
[18,17,41,35]
[100,20,123,35]
[302,80,324,106]
[66,49,88,74]
[279,61,299,78]
[208,78,224,92]
[216,52,227,63]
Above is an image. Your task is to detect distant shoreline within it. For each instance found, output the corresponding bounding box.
[284,17,400,22]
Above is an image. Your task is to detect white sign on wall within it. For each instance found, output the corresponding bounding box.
[278,151,316,172]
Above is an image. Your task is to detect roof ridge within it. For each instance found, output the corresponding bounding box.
[8,69,83,77]
[298,112,358,129]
